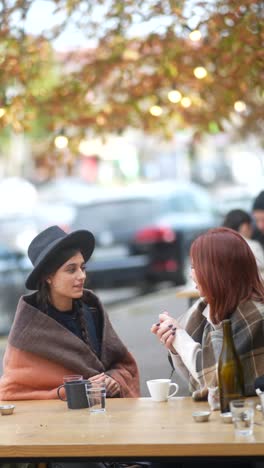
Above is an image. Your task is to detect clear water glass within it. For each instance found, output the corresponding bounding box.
[230,399,255,436]
[85,382,106,413]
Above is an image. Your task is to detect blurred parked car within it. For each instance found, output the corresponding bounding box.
[0,245,30,334]
[0,177,92,254]
[212,185,255,219]
[69,181,220,290]
[38,177,96,204]
[70,187,151,289]
[0,177,39,254]
[131,181,220,287]
[191,160,233,187]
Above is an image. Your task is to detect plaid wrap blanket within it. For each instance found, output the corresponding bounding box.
[173,298,264,400]
[0,289,140,401]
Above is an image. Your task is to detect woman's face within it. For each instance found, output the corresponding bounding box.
[190,262,203,296]
[47,252,86,306]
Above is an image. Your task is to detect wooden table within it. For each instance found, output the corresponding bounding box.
[0,397,263,463]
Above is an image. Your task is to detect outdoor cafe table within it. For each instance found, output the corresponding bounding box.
[0,397,263,463]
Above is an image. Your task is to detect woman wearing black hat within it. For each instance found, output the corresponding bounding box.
[0,225,140,400]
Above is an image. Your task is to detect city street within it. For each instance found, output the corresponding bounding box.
[0,287,189,397]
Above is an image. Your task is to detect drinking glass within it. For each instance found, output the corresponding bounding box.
[230,399,255,436]
[63,375,83,383]
[85,382,106,413]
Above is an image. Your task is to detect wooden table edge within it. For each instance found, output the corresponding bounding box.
[2,443,264,458]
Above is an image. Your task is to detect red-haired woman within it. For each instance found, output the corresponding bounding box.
[151,227,264,400]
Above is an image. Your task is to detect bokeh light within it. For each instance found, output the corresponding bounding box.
[193,67,208,79]
[149,105,163,116]
[168,90,182,103]
[181,97,192,108]
[234,101,247,112]
[189,30,202,42]
[54,135,69,149]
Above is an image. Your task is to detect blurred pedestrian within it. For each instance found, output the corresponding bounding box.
[252,190,264,249]
[151,228,264,401]
[222,208,264,275]
[0,225,140,400]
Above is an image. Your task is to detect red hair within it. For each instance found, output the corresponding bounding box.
[190,227,264,323]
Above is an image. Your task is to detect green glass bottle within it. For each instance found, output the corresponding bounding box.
[218,319,244,413]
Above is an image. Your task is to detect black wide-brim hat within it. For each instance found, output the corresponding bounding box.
[25,225,95,290]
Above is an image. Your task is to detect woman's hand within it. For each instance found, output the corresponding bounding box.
[89,373,120,397]
[89,372,106,384]
[151,311,181,351]
[105,375,120,397]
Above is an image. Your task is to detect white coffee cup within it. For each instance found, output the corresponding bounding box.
[147,379,179,402]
